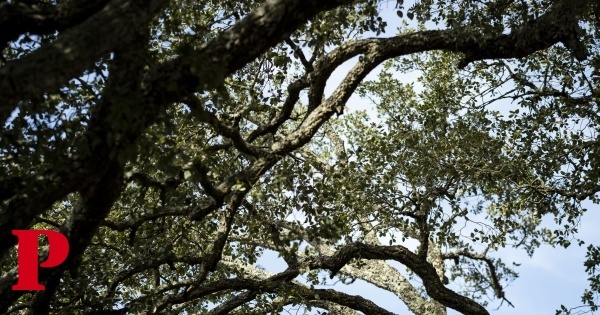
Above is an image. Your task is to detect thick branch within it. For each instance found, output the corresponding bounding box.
[142,0,353,109]
[0,0,109,50]
[308,242,490,315]
[28,161,124,314]
[0,0,169,125]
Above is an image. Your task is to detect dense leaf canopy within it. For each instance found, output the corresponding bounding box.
[2,0,600,314]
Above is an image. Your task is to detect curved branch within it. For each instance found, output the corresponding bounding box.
[105,252,204,301]
[185,95,266,157]
[150,268,396,315]
[205,290,258,315]
[246,77,309,143]
[308,242,490,315]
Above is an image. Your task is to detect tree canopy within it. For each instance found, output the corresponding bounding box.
[2,0,600,314]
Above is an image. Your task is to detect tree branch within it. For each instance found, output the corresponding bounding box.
[0,0,109,50]
[308,242,490,315]
[0,0,169,125]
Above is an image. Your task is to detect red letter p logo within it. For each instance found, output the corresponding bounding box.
[12,230,69,291]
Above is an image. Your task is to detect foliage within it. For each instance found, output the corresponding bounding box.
[1,0,600,314]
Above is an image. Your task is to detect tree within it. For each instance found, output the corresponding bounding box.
[1,0,600,314]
